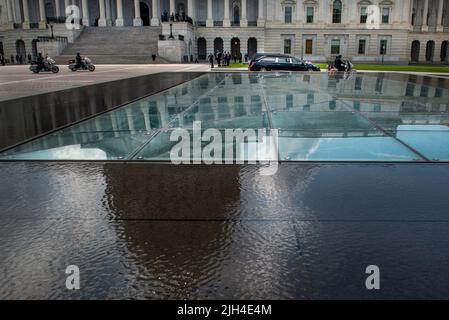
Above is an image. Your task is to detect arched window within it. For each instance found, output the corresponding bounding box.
[441,41,448,63]
[197,38,207,60]
[426,41,435,62]
[411,40,420,63]
[332,0,342,23]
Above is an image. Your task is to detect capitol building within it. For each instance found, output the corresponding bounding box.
[0,0,448,64]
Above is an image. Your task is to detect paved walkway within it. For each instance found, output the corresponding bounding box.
[0,64,209,101]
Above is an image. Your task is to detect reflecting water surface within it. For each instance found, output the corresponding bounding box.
[1,162,449,299]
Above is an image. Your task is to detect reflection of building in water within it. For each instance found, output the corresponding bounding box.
[0,1,448,64]
[101,164,244,298]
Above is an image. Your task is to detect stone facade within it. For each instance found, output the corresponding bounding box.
[0,0,448,63]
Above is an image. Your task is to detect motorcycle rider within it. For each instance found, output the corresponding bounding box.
[36,53,44,71]
[334,55,346,72]
[75,52,85,69]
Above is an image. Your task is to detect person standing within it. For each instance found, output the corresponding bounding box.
[217,51,222,67]
[27,53,32,64]
[0,55,5,66]
[208,53,214,68]
[15,54,19,64]
[10,55,14,64]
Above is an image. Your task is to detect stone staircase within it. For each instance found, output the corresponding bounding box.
[55,26,168,64]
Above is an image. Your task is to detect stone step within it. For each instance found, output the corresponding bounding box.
[57,26,165,64]
[55,54,169,64]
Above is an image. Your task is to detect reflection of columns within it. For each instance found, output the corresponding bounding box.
[22,0,30,29]
[241,0,247,27]
[140,103,152,131]
[170,0,175,14]
[212,106,219,121]
[206,0,213,27]
[110,114,119,137]
[116,0,124,26]
[39,0,47,28]
[257,0,265,26]
[55,0,61,17]
[151,0,160,26]
[437,0,444,31]
[188,0,196,22]
[422,0,429,31]
[125,109,136,134]
[82,0,90,26]
[133,0,143,26]
[223,0,230,27]
[98,0,107,26]
[157,101,168,128]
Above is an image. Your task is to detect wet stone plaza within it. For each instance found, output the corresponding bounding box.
[0,72,449,299]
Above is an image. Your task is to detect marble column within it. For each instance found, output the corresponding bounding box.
[257,0,265,26]
[206,0,213,27]
[22,0,30,29]
[437,0,444,31]
[6,0,14,27]
[105,0,113,25]
[133,0,143,26]
[82,0,90,26]
[422,0,429,31]
[151,0,160,26]
[39,0,47,28]
[241,0,247,26]
[116,0,124,26]
[224,0,230,27]
[98,0,107,26]
[170,0,175,15]
[55,0,61,18]
[188,0,196,22]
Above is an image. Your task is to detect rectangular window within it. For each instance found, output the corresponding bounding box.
[355,77,363,90]
[306,7,314,23]
[380,40,387,55]
[360,7,367,23]
[284,39,292,54]
[305,39,313,54]
[420,86,429,97]
[435,88,443,97]
[286,94,293,109]
[358,39,366,55]
[375,78,383,93]
[333,2,342,23]
[285,7,292,23]
[331,39,340,55]
[353,101,361,111]
[382,8,390,24]
[307,93,314,105]
[405,83,415,96]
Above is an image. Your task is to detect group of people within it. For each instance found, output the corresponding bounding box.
[207,51,249,68]
[161,10,190,23]
[0,53,34,65]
